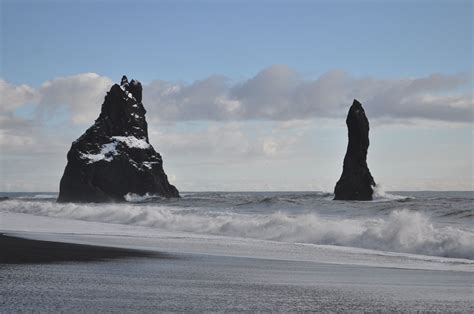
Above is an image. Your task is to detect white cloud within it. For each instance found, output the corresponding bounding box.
[0,74,113,156]
[149,122,300,160]
[38,73,113,124]
[144,75,239,121]
[0,80,40,155]
[262,138,278,156]
[142,66,472,123]
[150,122,262,161]
[0,79,39,113]
[1,67,472,126]
[150,123,252,157]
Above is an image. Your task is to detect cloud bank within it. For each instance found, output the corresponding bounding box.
[145,65,472,123]
[1,65,472,127]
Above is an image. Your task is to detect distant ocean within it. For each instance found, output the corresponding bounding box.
[1,189,472,260]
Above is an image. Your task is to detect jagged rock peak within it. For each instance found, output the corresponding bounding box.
[117,75,142,103]
[121,75,129,86]
[128,79,142,103]
[334,99,376,201]
[58,76,179,203]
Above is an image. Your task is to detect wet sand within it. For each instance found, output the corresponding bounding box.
[0,234,165,264]
[1,233,472,312]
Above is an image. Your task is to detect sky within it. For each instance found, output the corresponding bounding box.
[0,0,473,192]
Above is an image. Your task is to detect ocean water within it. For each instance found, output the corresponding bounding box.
[1,189,472,260]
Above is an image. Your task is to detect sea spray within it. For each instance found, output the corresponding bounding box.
[372,183,413,201]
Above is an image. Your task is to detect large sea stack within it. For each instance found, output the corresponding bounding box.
[334,99,375,201]
[58,76,179,202]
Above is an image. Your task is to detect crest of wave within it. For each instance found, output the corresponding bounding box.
[1,199,473,259]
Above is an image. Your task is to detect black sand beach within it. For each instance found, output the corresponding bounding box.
[1,233,472,312]
[0,234,163,264]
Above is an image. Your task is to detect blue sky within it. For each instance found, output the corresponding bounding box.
[3,0,472,85]
[1,0,472,191]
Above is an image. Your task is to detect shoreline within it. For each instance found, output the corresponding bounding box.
[1,209,472,272]
[1,232,472,312]
[0,234,168,264]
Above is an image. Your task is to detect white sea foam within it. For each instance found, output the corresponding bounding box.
[17,194,56,200]
[372,184,412,201]
[0,199,472,260]
[124,193,158,202]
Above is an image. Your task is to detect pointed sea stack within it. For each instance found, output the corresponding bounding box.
[58,76,179,202]
[334,99,375,201]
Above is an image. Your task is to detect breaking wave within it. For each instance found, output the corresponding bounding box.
[372,184,414,202]
[17,194,57,201]
[1,199,472,260]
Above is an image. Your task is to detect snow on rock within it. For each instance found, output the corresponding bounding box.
[80,142,119,164]
[143,161,159,169]
[79,136,150,164]
[112,136,150,149]
[119,81,135,99]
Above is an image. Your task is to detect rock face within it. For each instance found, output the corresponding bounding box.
[58,76,179,202]
[334,99,375,201]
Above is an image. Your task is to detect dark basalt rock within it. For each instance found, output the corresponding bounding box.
[334,99,375,201]
[58,76,179,203]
